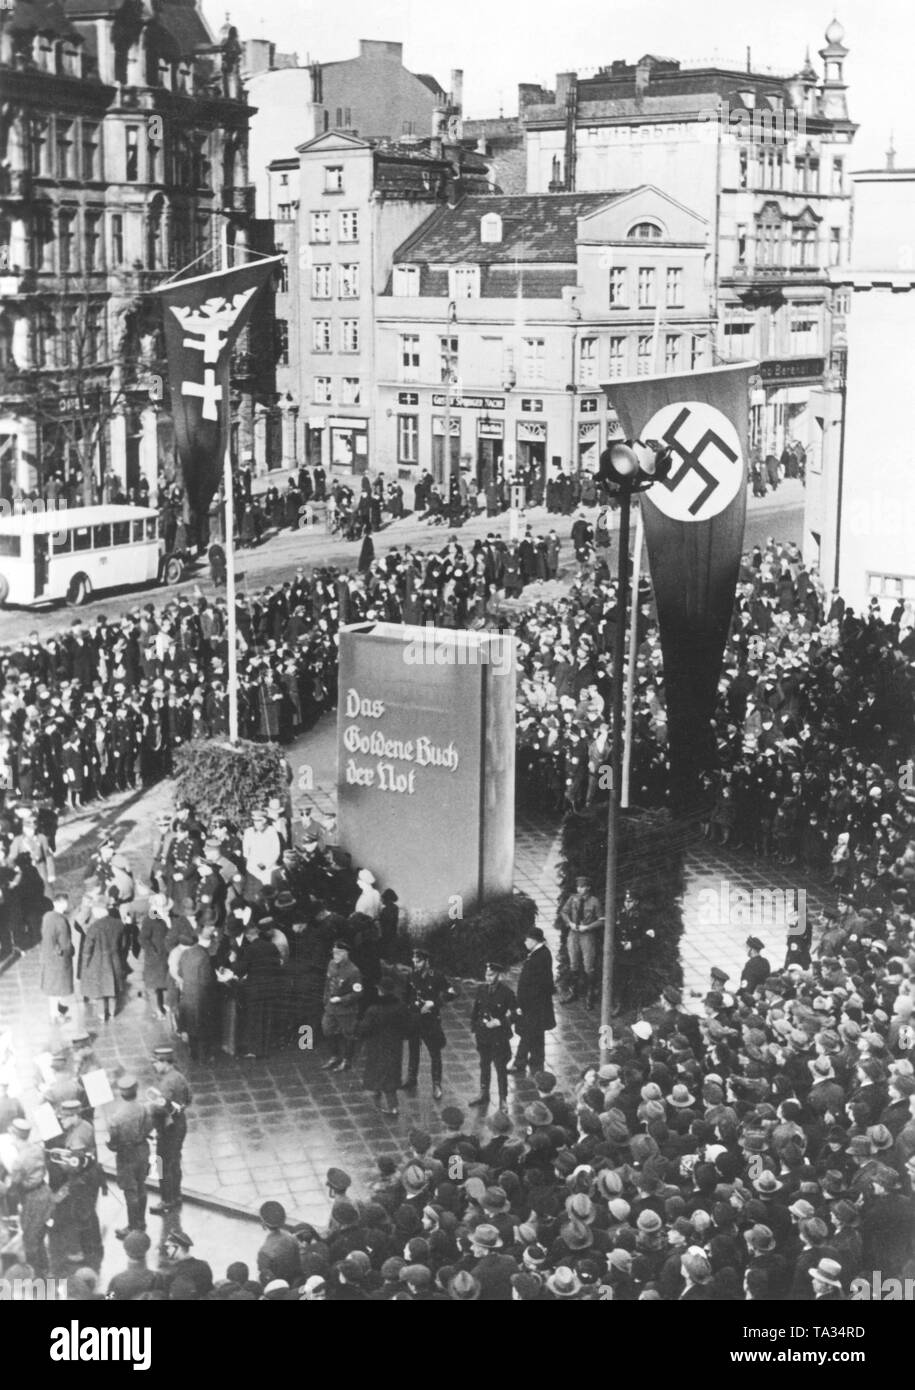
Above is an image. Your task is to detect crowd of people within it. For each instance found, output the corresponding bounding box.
[2,859,915,1298]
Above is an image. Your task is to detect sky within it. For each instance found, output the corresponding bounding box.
[203,0,910,171]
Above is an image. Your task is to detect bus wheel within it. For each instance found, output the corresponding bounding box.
[67,573,91,606]
[163,555,184,585]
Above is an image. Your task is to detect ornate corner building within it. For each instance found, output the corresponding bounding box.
[0,0,260,503]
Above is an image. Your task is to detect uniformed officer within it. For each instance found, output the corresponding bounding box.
[106,1073,153,1238]
[71,1028,101,1124]
[320,939,363,1072]
[148,1045,191,1217]
[403,947,455,1102]
[468,962,518,1112]
[47,1097,104,1270]
[37,1047,80,1108]
[740,936,772,994]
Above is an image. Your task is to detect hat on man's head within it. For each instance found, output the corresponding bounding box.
[809,1258,844,1290]
[746,937,765,952]
[152,1045,174,1061]
[116,1073,138,1094]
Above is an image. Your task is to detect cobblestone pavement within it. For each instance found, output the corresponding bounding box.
[1,702,832,1232]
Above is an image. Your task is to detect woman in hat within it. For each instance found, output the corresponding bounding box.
[356,975,410,1116]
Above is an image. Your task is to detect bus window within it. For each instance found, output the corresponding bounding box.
[0,536,21,557]
[145,517,157,541]
[92,524,111,549]
[132,519,145,542]
[73,527,91,551]
[52,530,72,556]
[112,522,131,546]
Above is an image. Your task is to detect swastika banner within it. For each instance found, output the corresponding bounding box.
[605,363,757,806]
[153,258,281,538]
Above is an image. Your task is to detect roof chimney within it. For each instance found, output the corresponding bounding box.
[886,132,896,170]
[450,69,463,112]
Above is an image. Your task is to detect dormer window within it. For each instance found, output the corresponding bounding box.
[449,265,480,299]
[627,221,663,239]
[393,265,420,296]
[480,213,502,244]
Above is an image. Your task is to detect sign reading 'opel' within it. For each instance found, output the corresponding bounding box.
[642,400,743,523]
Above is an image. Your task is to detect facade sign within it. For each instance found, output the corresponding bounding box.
[478,419,504,439]
[397,392,419,405]
[520,398,544,413]
[431,393,505,410]
[759,357,825,383]
[518,421,547,442]
[579,397,599,413]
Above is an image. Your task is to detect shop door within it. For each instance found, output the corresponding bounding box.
[431,434,461,485]
[518,439,546,492]
[476,437,504,490]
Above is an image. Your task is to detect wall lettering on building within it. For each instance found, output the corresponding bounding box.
[342,687,459,796]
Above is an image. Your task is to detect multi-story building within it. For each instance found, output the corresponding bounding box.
[246,39,452,218]
[464,21,856,455]
[374,188,713,486]
[0,0,257,501]
[805,161,915,614]
[276,130,490,474]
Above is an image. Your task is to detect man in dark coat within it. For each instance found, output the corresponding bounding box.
[468,963,518,1111]
[176,922,220,1062]
[510,926,555,1076]
[357,976,409,1116]
[740,936,771,995]
[148,1044,191,1217]
[236,922,284,1060]
[39,890,74,1020]
[403,946,455,1102]
[80,901,125,1023]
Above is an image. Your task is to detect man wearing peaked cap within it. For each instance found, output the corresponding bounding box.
[468,962,518,1112]
[741,937,772,994]
[148,1044,191,1218]
[257,1201,301,1286]
[103,1071,155,1241]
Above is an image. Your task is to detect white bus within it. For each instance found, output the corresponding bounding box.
[0,504,186,608]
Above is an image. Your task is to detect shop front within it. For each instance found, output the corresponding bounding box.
[476,417,504,490]
[578,420,600,475]
[516,419,547,490]
[329,417,369,475]
[431,415,461,482]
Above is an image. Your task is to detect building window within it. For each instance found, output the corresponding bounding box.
[739,148,748,189]
[111,213,124,266]
[58,210,75,273]
[637,267,656,308]
[449,266,480,299]
[439,335,459,382]
[792,224,818,268]
[341,377,361,405]
[829,227,842,267]
[637,335,653,375]
[84,211,102,272]
[324,165,344,193]
[628,221,663,239]
[312,319,331,352]
[789,306,820,355]
[310,211,330,243]
[832,158,844,195]
[339,210,359,242]
[400,334,420,380]
[338,263,359,297]
[578,336,597,386]
[311,264,332,298]
[314,376,332,404]
[280,173,289,187]
[521,337,545,385]
[86,305,104,359]
[665,267,682,307]
[398,414,419,464]
[125,125,139,181]
[690,334,705,370]
[609,267,627,306]
[276,204,292,222]
[276,319,289,366]
[736,224,748,266]
[756,217,782,267]
[82,122,101,181]
[608,336,626,378]
[340,319,359,352]
[56,120,73,179]
[276,257,288,293]
[664,334,681,372]
[393,265,420,296]
[723,308,753,357]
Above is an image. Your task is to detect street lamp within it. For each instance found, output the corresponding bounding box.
[596,438,671,1061]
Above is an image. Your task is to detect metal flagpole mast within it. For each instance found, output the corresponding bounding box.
[221,231,239,743]
[621,302,661,806]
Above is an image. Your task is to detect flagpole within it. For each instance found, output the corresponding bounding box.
[221,231,239,744]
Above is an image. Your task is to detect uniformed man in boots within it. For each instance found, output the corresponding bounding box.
[147,1045,191,1219]
[558,876,603,1008]
[320,939,363,1071]
[71,1029,100,1125]
[468,963,518,1112]
[402,947,455,1102]
[106,1073,153,1239]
